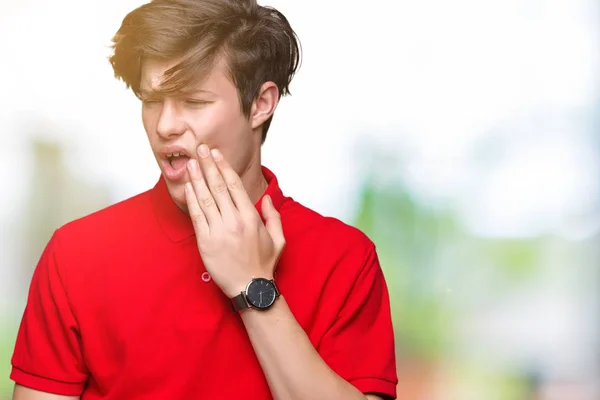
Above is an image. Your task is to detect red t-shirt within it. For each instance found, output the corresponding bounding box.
[11,167,398,399]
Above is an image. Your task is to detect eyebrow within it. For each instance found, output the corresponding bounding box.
[139,88,214,97]
[139,88,157,96]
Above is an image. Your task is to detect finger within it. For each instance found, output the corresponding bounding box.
[186,158,221,226]
[184,182,210,237]
[196,144,237,219]
[261,195,285,251]
[211,148,256,216]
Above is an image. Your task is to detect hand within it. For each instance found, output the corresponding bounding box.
[184,144,286,298]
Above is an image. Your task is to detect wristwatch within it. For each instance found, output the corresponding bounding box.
[231,277,280,312]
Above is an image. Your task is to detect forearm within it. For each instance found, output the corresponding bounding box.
[13,384,79,400]
[240,296,367,400]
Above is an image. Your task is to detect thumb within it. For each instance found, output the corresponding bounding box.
[261,195,285,250]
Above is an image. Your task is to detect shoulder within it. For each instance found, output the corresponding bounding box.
[282,198,374,248]
[280,199,377,274]
[50,188,154,255]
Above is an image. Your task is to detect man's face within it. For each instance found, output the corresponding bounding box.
[139,58,260,208]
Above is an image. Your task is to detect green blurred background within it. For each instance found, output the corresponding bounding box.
[1,0,599,399]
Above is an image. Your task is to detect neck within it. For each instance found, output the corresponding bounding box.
[239,156,269,206]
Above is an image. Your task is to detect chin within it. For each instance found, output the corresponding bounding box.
[165,179,188,209]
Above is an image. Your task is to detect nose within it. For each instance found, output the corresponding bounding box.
[156,100,186,139]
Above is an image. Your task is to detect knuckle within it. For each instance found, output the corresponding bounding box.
[275,237,286,251]
[229,218,245,234]
[201,196,216,209]
[244,212,259,226]
[212,182,228,194]
[227,179,244,192]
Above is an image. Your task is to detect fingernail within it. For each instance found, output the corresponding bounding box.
[266,195,273,205]
[211,149,222,161]
[187,159,197,170]
[198,144,210,158]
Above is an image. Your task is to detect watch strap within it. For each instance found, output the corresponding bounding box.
[231,292,251,312]
[271,279,281,298]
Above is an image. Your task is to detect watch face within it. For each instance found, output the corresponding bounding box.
[246,278,277,309]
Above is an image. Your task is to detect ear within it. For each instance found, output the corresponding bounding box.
[250,82,279,130]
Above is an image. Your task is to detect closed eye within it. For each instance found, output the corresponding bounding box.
[185,99,210,106]
[142,98,162,105]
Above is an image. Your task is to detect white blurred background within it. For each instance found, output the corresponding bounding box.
[1,0,599,398]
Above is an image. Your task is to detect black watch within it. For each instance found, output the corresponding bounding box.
[231,278,280,312]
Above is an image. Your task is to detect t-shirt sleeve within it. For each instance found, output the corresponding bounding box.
[318,244,398,399]
[11,230,88,396]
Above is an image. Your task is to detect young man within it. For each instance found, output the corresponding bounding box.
[11,0,398,399]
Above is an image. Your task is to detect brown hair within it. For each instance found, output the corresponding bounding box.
[109,0,301,143]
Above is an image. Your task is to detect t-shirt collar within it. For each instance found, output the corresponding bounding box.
[150,166,286,243]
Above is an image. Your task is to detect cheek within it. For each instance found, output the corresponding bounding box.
[141,109,157,138]
[193,108,255,173]
[190,104,250,144]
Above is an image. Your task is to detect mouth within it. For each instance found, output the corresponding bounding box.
[160,149,192,181]
[165,151,191,170]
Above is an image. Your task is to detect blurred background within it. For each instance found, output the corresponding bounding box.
[1,0,599,398]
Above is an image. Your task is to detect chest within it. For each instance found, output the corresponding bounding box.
[76,247,273,399]
[72,233,339,399]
